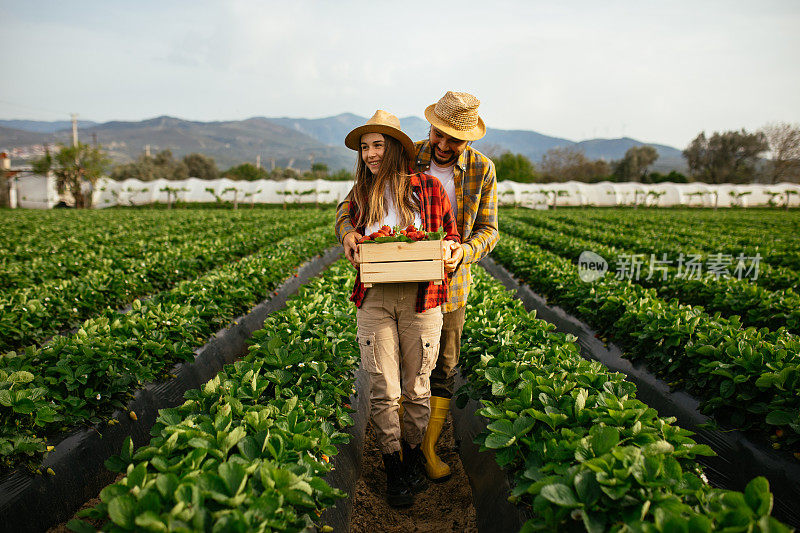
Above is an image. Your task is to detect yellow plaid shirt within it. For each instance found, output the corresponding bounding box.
[335,139,499,313]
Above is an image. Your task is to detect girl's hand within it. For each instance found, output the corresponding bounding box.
[343,231,363,269]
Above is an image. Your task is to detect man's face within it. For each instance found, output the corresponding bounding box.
[429,127,468,166]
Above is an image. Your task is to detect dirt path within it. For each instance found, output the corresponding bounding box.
[350,413,478,533]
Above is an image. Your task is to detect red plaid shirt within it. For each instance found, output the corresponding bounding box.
[349,172,461,312]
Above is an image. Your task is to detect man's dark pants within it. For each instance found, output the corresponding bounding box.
[430,305,467,398]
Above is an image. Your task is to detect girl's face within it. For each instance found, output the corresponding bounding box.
[361,133,385,175]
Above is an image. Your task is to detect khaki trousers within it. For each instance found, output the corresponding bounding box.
[430,305,467,398]
[356,283,443,454]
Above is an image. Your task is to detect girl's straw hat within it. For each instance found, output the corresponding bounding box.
[345,110,416,159]
[424,91,486,141]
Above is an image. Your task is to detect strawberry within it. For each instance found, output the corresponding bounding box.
[369,232,380,239]
[405,225,416,233]
[380,225,392,234]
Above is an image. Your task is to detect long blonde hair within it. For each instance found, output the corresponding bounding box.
[350,134,420,229]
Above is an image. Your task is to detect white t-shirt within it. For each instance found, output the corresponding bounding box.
[365,185,423,234]
[428,161,457,216]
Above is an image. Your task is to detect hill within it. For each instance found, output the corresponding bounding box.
[0,119,97,133]
[0,115,688,172]
[0,116,354,171]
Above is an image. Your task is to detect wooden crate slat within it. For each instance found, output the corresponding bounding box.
[359,240,443,262]
[361,260,444,283]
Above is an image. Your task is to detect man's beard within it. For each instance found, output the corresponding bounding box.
[432,149,456,166]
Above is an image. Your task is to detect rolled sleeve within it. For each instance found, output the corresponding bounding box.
[335,199,357,245]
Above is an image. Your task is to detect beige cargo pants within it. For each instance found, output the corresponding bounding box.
[356,283,443,454]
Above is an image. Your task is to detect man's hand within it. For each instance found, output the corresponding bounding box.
[343,231,363,269]
[444,241,464,273]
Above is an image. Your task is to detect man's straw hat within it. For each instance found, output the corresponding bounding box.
[424,91,486,141]
[345,110,416,159]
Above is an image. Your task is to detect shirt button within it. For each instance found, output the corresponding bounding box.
[425,342,430,347]
[366,340,371,345]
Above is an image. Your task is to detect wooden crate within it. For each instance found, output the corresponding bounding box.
[358,240,445,287]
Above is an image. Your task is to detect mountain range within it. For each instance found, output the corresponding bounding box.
[0,115,686,172]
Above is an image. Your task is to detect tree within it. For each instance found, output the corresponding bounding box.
[224,163,270,181]
[539,147,610,183]
[494,153,540,183]
[328,169,354,181]
[644,170,689,184]
[302,162,329,180]
[612,145,659,182]
[183,153,219,180]
[32,143,110,208]
[110,149,188,181]
[683,129,768,184]
[760,122,800,184]
[269,167,300,181]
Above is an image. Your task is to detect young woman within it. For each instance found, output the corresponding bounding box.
[343,110,460,507]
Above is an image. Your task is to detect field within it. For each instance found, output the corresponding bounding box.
[1,206,798,532]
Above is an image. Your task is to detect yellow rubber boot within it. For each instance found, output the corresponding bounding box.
[422,396,451,481]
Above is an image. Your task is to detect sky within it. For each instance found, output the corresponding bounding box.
[1,0,799,149]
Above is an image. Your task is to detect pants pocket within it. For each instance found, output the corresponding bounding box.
[418,332,440,375]
[357,331,379,373]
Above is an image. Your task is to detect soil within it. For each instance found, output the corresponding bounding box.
[350,413,478,533]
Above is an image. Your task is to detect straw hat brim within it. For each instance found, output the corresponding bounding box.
[344,124,416,160]
[424,104,486,141]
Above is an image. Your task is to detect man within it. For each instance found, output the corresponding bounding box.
[335,91,499,481]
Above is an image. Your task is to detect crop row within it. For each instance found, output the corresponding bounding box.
[67,261,359,533]
[0,210,328,353]
[0,226,336,473]
[534,208,800,276]
[489,233,800,451]
[547,208,800,252]
[457,266,792,532]
[502,214,800,334]
[0,210,262,290]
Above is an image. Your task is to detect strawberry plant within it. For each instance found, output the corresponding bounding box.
[502,214,800,333]
[0,223,337,473]
[67,261,359,533]
[490,232,800,454]
[457,266,792,531]
[0,210,328,352]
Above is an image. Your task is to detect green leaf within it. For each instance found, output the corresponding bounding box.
[486,419,514,436]
[744,476,773,516]
[484,433,516,449]
[155,473,179,499]
[134,511,167,532]
[219,462,247,496]
[66,519,98,533]
[590,426,619,456]
[765,410,796,426]
[643,440,674,455]
[8,371,35,384]
[687,515,712,533]
[108,494,136,529]
[540,483,581,507]
[574,470,601,505]
[12,398,35,414]
[719,380,735,398]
